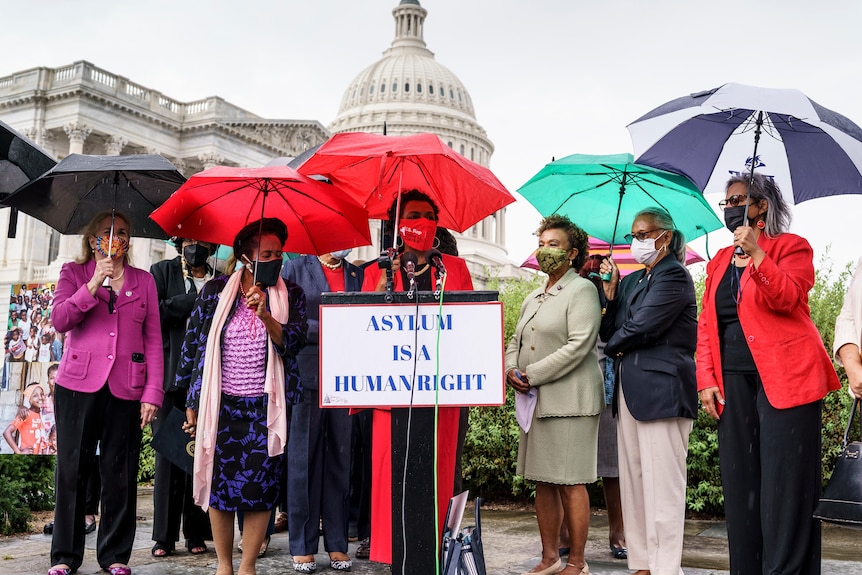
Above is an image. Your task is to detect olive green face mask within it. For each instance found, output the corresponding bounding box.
[535,246,569,275]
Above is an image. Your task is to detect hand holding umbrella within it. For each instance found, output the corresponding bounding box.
[599,257,620,301]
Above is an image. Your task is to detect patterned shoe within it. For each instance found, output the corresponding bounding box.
[292,560,317,573]
[355,537,370,559]
[105,566,132,575]
[47,567,70,575]
[330,558,352,571]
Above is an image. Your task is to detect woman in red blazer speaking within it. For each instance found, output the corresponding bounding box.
[697,174,839,575]
[48,211,164,575]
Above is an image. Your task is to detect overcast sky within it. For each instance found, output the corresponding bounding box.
[3,0,862,272]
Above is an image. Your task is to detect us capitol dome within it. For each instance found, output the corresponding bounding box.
[330,0,511,280]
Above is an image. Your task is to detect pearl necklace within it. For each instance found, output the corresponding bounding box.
[318,256,343,270]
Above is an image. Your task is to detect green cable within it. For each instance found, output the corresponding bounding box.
[433,273,446,575]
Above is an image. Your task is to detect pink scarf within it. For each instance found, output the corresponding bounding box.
[192,269,289,510]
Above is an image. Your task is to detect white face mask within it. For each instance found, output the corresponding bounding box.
[630,230,667,265]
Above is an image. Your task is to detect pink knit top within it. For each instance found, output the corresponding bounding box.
[221,295,267,396]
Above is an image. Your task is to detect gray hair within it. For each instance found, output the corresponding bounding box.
[725,172,791,235]
[634,206,686,263]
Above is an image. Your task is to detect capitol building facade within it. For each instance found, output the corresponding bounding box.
[0,0,516,289]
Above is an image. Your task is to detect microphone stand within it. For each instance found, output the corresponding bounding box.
[378,250,395,303]
[402,253,418,299]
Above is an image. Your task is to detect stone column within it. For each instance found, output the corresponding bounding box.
[39,129,56,157]
[104,135,127,156]
[198,152,223,171]
[47,123,93,272]
[63,122,91,155]
[172,158,189,178]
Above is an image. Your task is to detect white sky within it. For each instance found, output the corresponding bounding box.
[3,0,861,272]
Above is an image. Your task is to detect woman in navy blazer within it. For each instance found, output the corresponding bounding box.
[282,252,363,572]
[49,211,164,575]
[599,207,697,575]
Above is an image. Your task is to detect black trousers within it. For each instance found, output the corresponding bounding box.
[151,390,211,546]
[348,408,372,541]
[718,372,822,575]
[287,388,352,554]
[51,384,142,570]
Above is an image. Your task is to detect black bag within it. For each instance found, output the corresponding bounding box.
[813,398,862,529]
[441,497,486,575]
[151,406,195,475]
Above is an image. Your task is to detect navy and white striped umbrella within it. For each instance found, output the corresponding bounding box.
[627,83,862,203]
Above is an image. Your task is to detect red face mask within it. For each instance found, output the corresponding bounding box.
[399,218,437,252]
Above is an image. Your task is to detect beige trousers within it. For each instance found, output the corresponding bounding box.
[617,385,692,575]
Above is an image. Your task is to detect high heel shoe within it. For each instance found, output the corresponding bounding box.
[520,558,563,575]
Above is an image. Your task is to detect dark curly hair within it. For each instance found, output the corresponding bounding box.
[233,218,288,261]
[536,214,589,271]
[385,189,439,234]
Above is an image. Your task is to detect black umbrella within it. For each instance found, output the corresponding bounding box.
[0,119,57,237]
[3,153,185,239]
[5,153,186,313]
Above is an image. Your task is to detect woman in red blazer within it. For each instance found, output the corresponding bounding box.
[697,174,839,575]
[48,211,164,575]
[361,190,473,571]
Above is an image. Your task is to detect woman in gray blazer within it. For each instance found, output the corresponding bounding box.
[506,215,604,575]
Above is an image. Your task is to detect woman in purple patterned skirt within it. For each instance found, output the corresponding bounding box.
[177,218,307,575]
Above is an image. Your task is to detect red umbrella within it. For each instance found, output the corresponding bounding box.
[521,237,704,276]
[149,165,372,256]
[296,132,516,233]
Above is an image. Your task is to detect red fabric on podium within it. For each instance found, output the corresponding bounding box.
[368,408,460,564]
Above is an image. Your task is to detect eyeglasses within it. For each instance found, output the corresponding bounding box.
[718,194,756,209]
[624,228,665,242]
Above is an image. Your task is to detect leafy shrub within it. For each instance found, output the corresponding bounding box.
[0,455,55,534]
[138,424,156,484]
[462,273,540,501]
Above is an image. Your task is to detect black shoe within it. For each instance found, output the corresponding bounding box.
[84,517,97,534]
[43,521,54,535]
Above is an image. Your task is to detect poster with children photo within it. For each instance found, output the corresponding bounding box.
[1,283,61,455]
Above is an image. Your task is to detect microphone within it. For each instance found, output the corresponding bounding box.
[401,251,418,298]
[426,248,447,292]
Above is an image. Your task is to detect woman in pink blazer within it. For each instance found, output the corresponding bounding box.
[697,174,839,575]
[48,211,164,575]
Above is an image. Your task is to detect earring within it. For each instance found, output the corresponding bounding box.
[432,236,441,250]
[756,219,766,230]
[395,236,404,249]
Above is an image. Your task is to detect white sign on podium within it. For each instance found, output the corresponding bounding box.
[319,298,505,408]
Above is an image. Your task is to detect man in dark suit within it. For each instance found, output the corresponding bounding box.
[598,208,697,575]
[149,239,215,557]
[281,251,363,572]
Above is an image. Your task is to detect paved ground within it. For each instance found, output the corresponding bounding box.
[1,487,860,575]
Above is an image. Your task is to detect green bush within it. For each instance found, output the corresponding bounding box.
[138,424,156,484]
[0,455,55,534]
[462,273,540,501]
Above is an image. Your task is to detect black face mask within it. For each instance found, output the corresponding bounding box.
[723,205,747,233]
[253,259,282,288]
[183,244,210,268]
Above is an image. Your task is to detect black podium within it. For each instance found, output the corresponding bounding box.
[320,290,498,575]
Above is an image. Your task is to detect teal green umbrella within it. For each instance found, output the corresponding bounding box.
[517,153,722,246]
